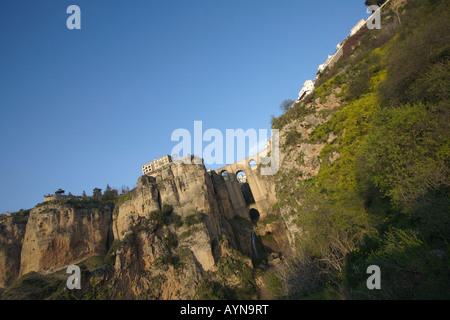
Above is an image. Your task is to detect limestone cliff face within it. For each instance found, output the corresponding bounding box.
[109,162,254,299]
[115,163,224,243]
[0,211,30,288]
[114,163,230,271]
[0,162,258,299]
[19,202,112,276]
[110,217,206,299]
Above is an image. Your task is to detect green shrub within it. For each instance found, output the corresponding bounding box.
[153,253,174,270]
[105,240,121,267]
[116,191,133,207]
[163,230,178,249]
[345,227,450,299]
[283,127,302,148]
[171,214,183,229]
[264,271,284,299]
[271,102,314,130]
[194,274,228,300]
[217,251,257,300]
[359,102,449,207]
[148,210,164,226]
[161,204,173,216]
[179,226,200,241]
[148,203,175,227]
[1,272,65,300]
[377,0,450,107]
[184,210,204,227]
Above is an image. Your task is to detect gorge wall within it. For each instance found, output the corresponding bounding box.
[0,161,279,299]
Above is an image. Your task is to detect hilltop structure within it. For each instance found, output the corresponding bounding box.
[43,188,76,202]
[142,155,172,175]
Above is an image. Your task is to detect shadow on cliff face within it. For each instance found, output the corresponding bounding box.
[249,208,260,224]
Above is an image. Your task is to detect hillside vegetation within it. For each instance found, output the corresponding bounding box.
[269,0,449,299]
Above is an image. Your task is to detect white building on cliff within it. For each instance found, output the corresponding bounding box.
[296,80,315,101]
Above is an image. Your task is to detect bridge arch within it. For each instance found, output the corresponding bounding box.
[236,170,256,206]
[236,170,246,182]
[220,170,230,181]
[215,147,276,219]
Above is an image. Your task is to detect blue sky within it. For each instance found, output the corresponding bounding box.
[0,0,367,213]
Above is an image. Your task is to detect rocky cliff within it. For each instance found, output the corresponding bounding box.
[0,210,29,288]
[0,162,262,299]
[108,162,255,299]
[19,202,112,277]
[0,200,112,289]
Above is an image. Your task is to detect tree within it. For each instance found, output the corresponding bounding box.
[279,99,295,113]
[364,0,387,6]
[103,184,119,200]
[111,188,119,197]
[82,190,87,197]
[93,188,102,198]
[121,185,130,194]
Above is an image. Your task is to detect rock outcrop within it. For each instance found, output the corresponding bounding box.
[108,162,256,299]
[19,202,112,277]
[0,211,30,288]
[0,200,113,292]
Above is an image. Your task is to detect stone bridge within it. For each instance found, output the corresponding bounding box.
[215,148,276,221]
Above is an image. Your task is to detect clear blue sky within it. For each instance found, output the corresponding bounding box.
[0,0,367,213]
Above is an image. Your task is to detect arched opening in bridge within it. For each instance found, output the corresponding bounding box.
[249,160,257,168]
[221,170,229,181]
[249,208,260,224]
[236,171,247,184]
[236,170,255,206]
